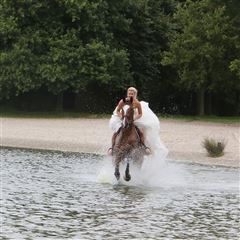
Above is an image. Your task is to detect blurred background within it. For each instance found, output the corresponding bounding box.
[0,0,239,116]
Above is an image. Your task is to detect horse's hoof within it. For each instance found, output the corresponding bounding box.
[114,171,120,180]
[124,174,131,182]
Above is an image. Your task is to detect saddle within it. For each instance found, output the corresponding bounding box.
[117,125,143,146]
[108,125,150,155]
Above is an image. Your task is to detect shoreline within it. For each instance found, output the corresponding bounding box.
[2,145,238,169]
[1,117,239,168]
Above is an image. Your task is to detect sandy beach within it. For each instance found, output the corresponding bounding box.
[1,117,239,167]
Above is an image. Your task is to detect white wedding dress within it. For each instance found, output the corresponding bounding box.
[109,101,168,159]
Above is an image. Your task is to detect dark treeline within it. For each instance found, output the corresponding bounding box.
[0,0,239,115]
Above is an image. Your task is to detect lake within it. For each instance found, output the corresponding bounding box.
[1,148,239,239]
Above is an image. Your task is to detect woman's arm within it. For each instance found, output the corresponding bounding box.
[134,102,142,121]
[116,100,124,118]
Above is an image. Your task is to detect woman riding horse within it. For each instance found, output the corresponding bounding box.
[108,87,150,155]
[111,96,146,181]
[109,87,168,181]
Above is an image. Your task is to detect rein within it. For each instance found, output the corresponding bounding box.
[122,122,132,128]
[122,112,134,129]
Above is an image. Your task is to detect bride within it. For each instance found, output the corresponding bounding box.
[108,87,168,159]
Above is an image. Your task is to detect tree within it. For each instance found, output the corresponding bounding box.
[0,1,42,99]
[0,0,132,110]
[162,0,239,115]
[116,0,176,103]
[0,1,61,100]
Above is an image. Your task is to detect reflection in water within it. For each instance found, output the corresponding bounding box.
[1,148,239,239]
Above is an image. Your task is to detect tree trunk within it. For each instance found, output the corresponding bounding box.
[197,88,205,115]
[207,92,213,115]
[236,91,240,115]
[74,93,81,111]
[56,92,63,112]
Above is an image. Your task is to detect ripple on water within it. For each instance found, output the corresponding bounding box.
[1,148,239,239]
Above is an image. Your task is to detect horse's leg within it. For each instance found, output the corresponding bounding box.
[108,132,118,155]
[124,161,131,181]
[135,127,150,155]
[138,155,144,169]
[114,165,120,180]
[134,151,144,170]
[114,156,121,180]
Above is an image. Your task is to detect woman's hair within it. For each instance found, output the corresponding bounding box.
[127,87,138,97]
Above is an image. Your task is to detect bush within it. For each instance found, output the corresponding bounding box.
[202,138,226,157]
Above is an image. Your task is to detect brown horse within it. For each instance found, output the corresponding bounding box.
[112,97,145,181]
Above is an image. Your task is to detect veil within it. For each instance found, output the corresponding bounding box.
[135,101,168,159]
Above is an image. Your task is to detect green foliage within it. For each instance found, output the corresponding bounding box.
[119,0,176,99]
[0,0,239,115]
[162,0,239,93]
[230,59,240,79]
[0,0,132,98]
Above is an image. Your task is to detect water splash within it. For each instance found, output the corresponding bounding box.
[97,153,188,188]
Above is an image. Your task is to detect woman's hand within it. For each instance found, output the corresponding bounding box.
[117,111,122,119]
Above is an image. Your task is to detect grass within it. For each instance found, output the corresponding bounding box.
[0,109,239,123]
[0,108,110,119]
[202,138,226,157]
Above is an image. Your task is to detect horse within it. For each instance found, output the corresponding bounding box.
[112,97,146,181]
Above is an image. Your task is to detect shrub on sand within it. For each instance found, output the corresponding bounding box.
[202,138,226,157]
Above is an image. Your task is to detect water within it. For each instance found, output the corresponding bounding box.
[1,148,239,239]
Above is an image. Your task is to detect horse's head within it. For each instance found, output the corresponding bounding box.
[122,97,134,128]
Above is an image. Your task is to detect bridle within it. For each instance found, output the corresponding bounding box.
[121,106,141,144]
